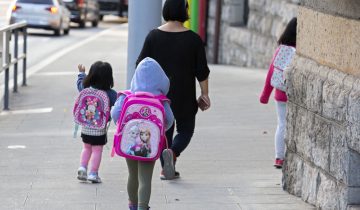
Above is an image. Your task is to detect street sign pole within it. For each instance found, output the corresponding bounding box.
[126,0,162,88]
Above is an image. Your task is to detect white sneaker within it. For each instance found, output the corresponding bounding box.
[162,149,175,180]
[87,172,102,183]
[77,166,87,181]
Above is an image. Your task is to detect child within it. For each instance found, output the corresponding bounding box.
[260,17,297,169]
[76,61,117,183]
[111,57,174,210]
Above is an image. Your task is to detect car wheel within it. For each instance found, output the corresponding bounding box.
[64,27,70,35]
[91,19,98,27]
[54,21,64,36]
[54,28,62,36]
[79,20,85,28]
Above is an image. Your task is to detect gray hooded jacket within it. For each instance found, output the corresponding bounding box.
[111,57,174,130]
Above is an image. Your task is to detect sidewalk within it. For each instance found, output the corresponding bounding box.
[0,24,315,210]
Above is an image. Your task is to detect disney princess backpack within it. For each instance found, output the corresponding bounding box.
[73,88,110,131]
[270,45,296,92]
[112,91,169,161]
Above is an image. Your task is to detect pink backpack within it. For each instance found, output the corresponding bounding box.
[73,88,110,130]
[112,91,169,161]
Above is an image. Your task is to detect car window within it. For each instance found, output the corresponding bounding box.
[17,0,54,4]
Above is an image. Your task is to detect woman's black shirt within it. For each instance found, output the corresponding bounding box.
[137,29,210,119]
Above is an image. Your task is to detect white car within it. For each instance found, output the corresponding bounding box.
[9,0,71,36]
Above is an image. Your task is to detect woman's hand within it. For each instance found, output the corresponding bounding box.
[198,79,210,111]
[198,94,211,111]
[78,64,86,73]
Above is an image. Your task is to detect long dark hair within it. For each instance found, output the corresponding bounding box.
[83,61,114,90]
[278,17,297,47]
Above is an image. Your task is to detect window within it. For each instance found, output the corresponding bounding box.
[17,0,54,4]
[228,0,249,27]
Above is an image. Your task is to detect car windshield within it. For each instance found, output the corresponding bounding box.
[17,0,53,4]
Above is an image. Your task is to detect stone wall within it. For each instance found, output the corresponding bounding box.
[283,2,360,209]
[206,0,299,68]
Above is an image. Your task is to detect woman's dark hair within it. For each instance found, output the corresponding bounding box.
[162,0,189,22]
[83,61,114,90]
[278,17,297,47]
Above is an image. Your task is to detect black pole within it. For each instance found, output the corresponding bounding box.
[14,30,19,92]
[4,66,9,110]
[3,31,11,110]
[22,27,27,86]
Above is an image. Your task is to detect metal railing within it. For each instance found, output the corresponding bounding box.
[0,21,27,110]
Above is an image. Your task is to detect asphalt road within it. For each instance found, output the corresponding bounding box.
[0,11,127,107]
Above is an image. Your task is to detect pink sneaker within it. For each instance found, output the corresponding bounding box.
[274,159,284,169]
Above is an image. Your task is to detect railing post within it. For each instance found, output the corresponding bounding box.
[4,31,11,110]
[22,27,27,86]
[0,32,3,75]
[13,29,19,93]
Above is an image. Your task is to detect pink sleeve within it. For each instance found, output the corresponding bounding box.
[260,48,280,104]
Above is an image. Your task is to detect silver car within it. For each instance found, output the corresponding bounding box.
[9,0,71,36]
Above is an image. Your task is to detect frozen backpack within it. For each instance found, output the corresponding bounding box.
[112,91,169,161]
[73,88,110,130]
[270,45,296,92]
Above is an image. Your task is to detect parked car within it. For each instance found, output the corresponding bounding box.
[98,0,127,20]
[63,0,99,28]
[9,0,71,36]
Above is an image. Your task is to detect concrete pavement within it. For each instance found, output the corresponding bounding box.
[0,24,315,210]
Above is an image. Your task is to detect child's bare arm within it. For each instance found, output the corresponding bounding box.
[78,64,86,73]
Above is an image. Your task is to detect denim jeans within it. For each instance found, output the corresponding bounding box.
[160,116,196,167]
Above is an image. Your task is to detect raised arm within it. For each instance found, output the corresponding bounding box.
[76,64,86,92]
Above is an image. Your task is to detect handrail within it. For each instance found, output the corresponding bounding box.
[0,21,27,33]
[0,21,27,110]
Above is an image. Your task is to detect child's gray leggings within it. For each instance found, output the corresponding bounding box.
[126,159,155,210]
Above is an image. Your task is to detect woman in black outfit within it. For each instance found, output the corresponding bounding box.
[136,0,211,180]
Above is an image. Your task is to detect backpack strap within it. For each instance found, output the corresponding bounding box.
[134,91,154,97]
[118,90,170,103]
[154,94,170,103]
[117,90,132,98]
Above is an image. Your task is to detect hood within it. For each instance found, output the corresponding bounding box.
[130,57,170,95]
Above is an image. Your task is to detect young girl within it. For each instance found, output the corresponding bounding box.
[260,17,297,169]
[76,61,117,183]
[111,57,174,210]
